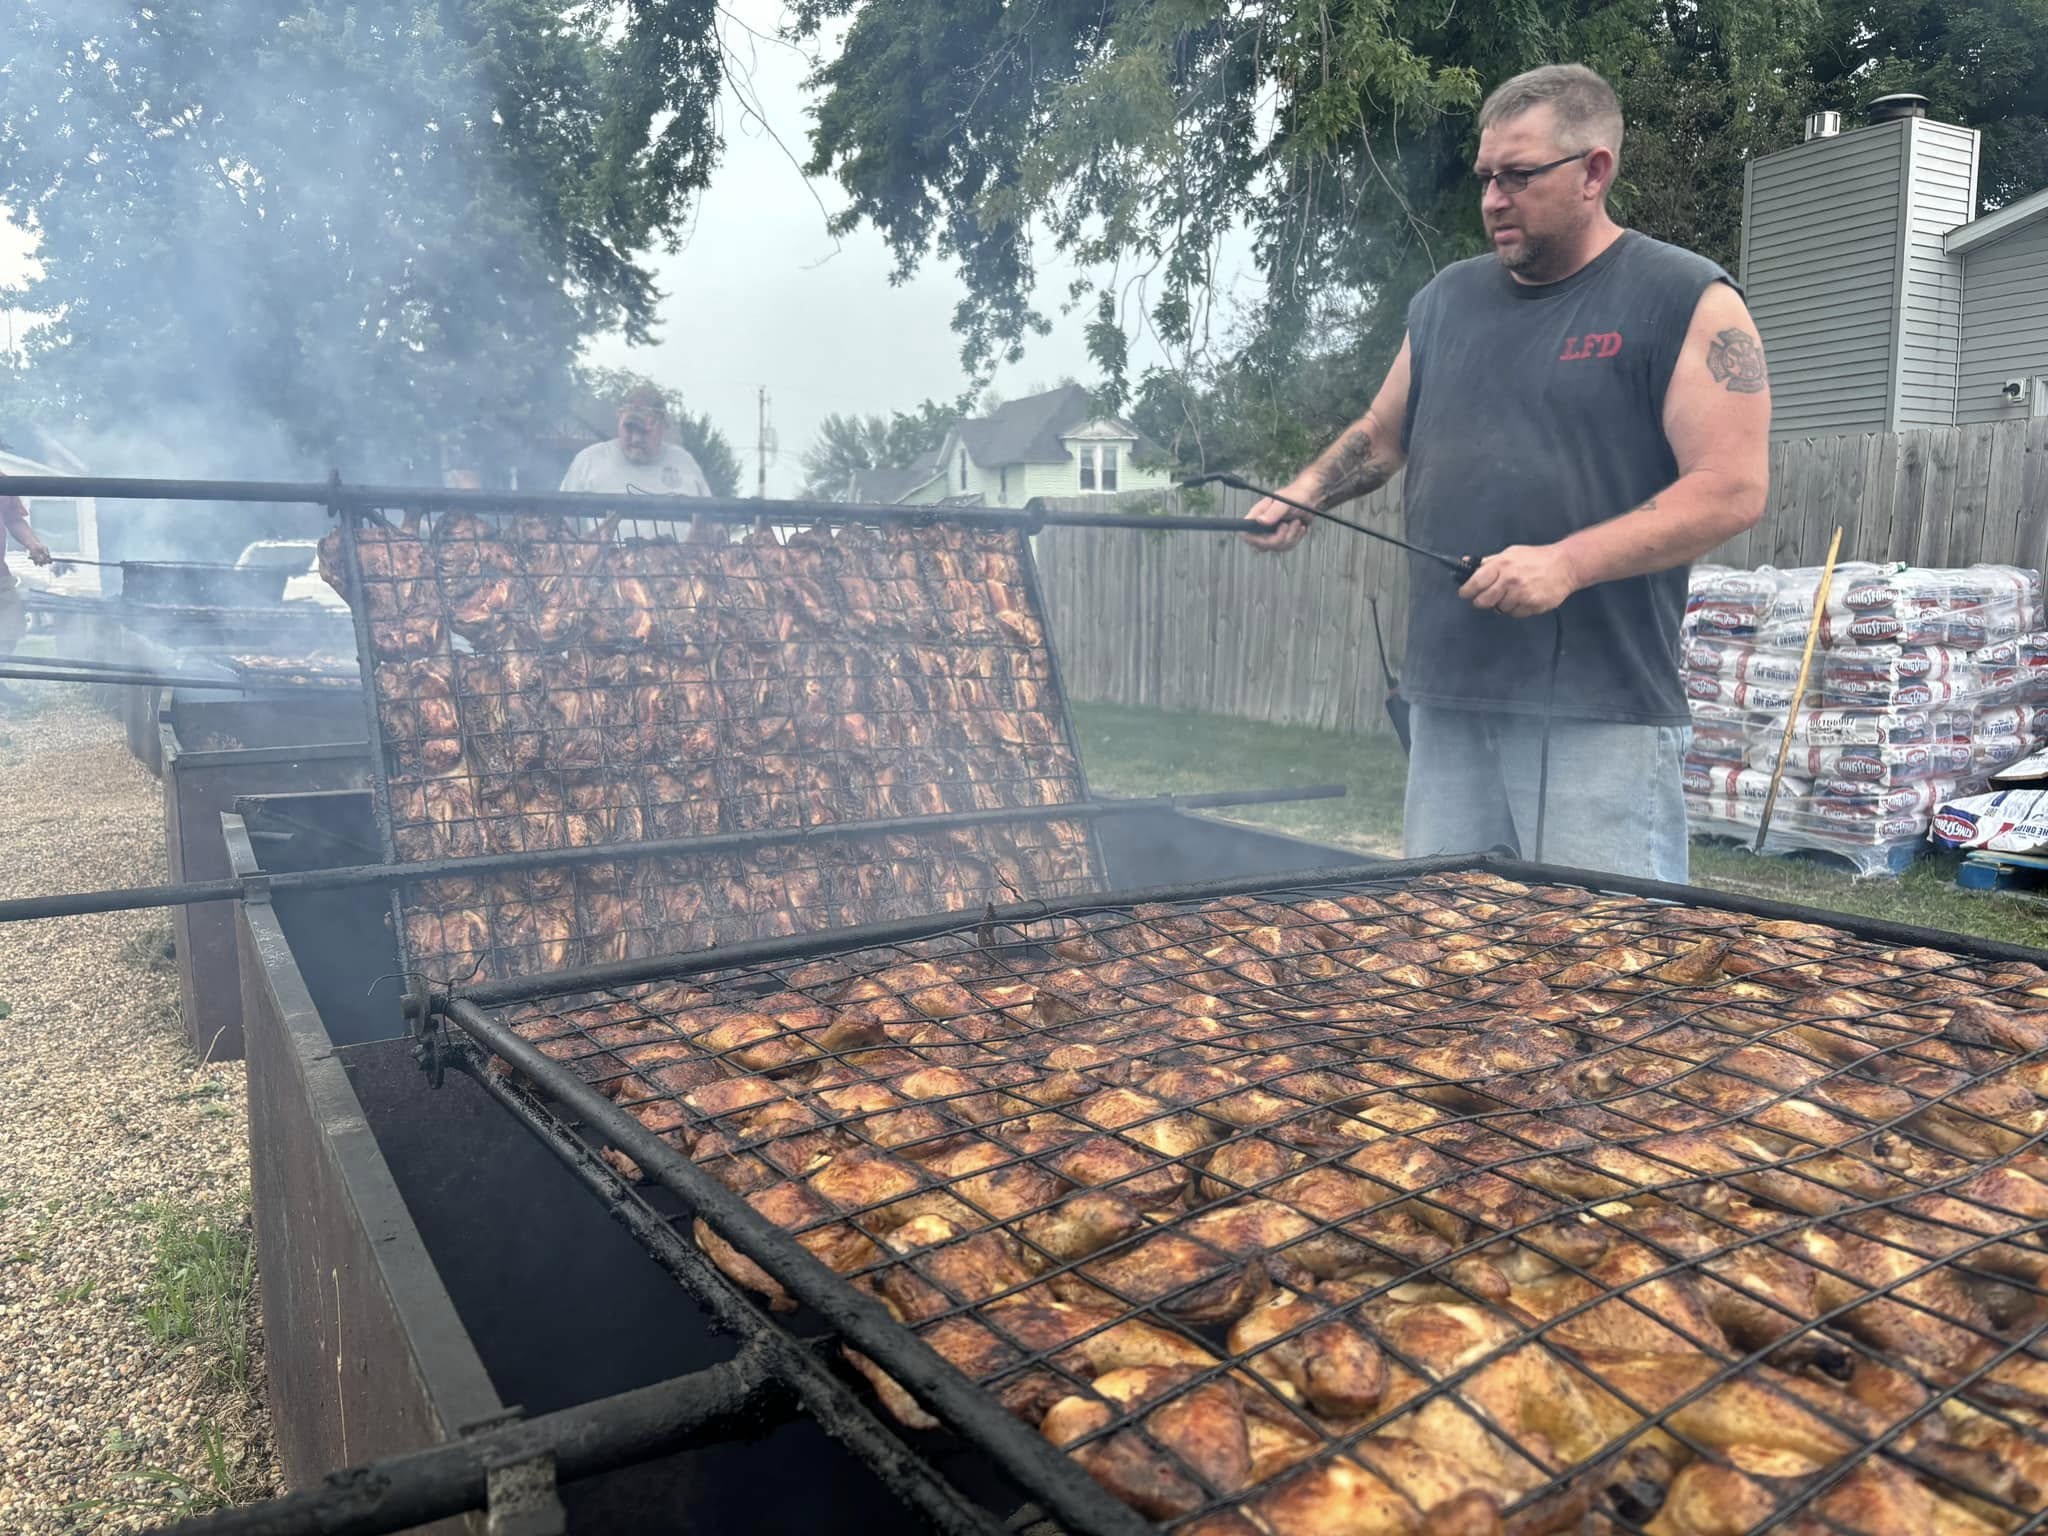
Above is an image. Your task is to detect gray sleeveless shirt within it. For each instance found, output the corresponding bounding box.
[1399,231,1737,725]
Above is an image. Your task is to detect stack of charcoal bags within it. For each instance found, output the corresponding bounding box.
[1681,561,2048,873]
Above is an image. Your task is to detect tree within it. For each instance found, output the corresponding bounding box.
[577,365,742,498]
[798,0,2043,469]
[799,393,977,497]
[0,0,725,480]
[1807,0,2048,210]
[802,413,893,498]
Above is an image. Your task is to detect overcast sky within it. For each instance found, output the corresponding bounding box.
[586,0,1211,496]
[1,1,1262,495]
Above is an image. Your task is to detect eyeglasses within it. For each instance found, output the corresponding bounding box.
[1474,151,1590,195]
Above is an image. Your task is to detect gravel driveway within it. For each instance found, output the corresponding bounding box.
[0,697,278,1531]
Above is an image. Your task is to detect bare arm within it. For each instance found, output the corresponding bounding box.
[1243,337,1413,553]
[1461,281,1770,617]
[0,494,50,565]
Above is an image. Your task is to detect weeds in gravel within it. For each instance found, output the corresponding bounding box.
[121,922,178,974]
[57,1276,98,1303]
[138,1203,257,1391]
[0,999,12,1022]
[59,1424,248,1519]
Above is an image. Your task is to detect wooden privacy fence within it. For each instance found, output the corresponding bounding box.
[1032,417,2048,736]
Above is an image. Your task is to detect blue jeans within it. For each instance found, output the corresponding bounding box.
[1402,703,1692,882]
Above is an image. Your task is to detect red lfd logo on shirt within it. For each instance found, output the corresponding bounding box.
[1560,331,1624,361]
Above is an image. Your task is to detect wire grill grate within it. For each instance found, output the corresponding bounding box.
[475,867,2048,1535]
[326,510,1105,982]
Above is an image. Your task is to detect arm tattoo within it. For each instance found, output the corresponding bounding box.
[1313,426,1396,508]
[1706,329,1768,394]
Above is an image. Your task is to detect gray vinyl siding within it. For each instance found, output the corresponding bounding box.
[1956,216,2048,424]
[1741,121,1906,437]
[1891,119,1978,429]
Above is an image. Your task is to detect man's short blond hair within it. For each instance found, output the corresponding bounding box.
[1478,64,1624,168]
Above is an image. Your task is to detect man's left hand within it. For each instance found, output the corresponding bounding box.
[25,539,53,567]
[1458,543,1578,618]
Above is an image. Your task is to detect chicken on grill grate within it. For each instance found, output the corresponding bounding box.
[328,512,1102,982]
[496,869,2048,1536]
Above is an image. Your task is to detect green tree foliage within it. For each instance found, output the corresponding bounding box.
[798,0,2044,471]
[1808,0,2048,208]
[576,365,742,497]
[801,413,893,498]
[0,0,723,478]
[799,393,976,496]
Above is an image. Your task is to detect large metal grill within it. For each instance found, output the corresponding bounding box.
[440,863,2048,1536]
[327,509,1105,984]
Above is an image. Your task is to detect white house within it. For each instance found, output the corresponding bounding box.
[854,384,1174,508]
[1741,94,2048,436]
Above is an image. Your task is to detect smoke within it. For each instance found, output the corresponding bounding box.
[1,0,656,560]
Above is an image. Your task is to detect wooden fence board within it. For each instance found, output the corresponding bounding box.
[1031,421,2048,737]
[1892,432,1928,564]
[1863,431,1899,567]
[1984,425,2026,569]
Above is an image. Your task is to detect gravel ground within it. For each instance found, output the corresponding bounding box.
[0,694,279,1531]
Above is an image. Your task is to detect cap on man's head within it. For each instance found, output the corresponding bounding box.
[619,384,669,420]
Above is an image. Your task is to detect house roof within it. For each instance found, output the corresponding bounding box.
[848,449,941,505]
[955,383,1157,467]
[1946,186,2048,255]
[0,423,88,475]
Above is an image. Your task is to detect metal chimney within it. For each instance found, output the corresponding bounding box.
[1867,93,1930,125]
[1804,111,1843,142]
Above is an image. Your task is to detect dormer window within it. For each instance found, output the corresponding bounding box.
[1076,442,1122,493]
[958,450,968,490]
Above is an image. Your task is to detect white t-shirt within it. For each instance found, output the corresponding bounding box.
[559,439,713,498]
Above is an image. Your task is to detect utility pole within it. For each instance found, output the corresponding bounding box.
[756,386,768,498]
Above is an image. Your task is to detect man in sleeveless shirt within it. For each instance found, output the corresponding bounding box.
[1246,64,1769,882]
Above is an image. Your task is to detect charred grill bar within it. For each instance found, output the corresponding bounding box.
[420,862,2048,1536]
[0,472,1262,535]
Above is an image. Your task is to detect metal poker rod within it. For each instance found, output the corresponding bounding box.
[0,662,280,692]
[0,785,1348,925]
[1177,471,1479,577]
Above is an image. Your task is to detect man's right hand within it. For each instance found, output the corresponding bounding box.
[1243,480,1320,553]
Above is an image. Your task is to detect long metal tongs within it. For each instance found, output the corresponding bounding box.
[1178,471,1478,578]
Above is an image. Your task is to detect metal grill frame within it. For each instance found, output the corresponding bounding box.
[428,854,2048,1536]
[332,499,1112,985]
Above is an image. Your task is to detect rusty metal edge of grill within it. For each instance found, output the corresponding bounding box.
[430,858,2048,1536]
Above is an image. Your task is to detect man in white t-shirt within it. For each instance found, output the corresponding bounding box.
[560,385,717,539]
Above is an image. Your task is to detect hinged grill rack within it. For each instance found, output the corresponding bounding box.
[327,498,1109,985]
[402,858,2048,1536]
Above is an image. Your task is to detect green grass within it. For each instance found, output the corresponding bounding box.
[137,1203,258,1392]
[60,1423,244,1520]
[1074,701,1409,857]
[1072,699,2048,949]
